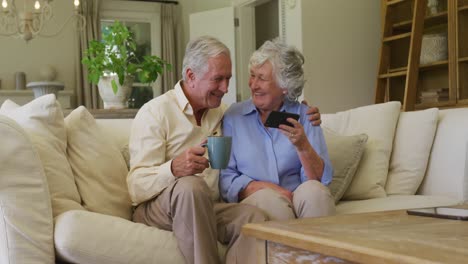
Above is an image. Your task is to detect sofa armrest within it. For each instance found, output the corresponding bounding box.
[55,210,185,264]
[55,210,228,264]
[0,115,54,264]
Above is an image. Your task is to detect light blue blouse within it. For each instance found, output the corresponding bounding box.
[219,99,333,203]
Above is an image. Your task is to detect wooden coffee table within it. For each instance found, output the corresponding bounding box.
[242,207,468,264]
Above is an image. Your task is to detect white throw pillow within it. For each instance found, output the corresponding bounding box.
[0,95,84,217]
[385,108,438,195]
[324,129,368,203]
[65,106,132,220]
[322,101,401,200]
[0,115,55,264]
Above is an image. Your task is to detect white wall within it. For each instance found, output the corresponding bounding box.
[0,1,77,92]
[178,0,232,53]
[288,0,381,113]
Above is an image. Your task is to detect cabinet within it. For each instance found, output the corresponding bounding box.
[376,0,468,111]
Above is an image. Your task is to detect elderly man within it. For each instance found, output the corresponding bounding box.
[128,36,321,264]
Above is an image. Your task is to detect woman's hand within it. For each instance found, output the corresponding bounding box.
[279,118,324,181]
[279,118,308,151]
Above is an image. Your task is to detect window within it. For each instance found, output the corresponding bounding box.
[100,0,161,108]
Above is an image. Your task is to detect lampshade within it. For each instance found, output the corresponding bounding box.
[0,0,85,42]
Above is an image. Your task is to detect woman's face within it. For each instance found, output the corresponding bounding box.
[249,61,284,112]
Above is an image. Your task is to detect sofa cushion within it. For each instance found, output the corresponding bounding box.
[54,210,227,264]
[323,101,401,200]
[324,129,368,203]
[121,143,130,169]
[0,115,54,264]
[418,108,468,202]
[336,194,460,215]
[386,108,438,195]
[95,119,133,169]
[0,95,83,217]
[65,106,133,220]
[95,118,133,150]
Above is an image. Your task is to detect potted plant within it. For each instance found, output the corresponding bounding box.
[82,21,170,109]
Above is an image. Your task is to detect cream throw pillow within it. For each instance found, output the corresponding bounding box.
[0,95,83,217]
[385,108,438,195]
[65,106,132,220]
[0,115,55,263]
[324,129,368,203]
[322,101,401,200]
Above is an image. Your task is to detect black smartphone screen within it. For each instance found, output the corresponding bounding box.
[264,111,300,128]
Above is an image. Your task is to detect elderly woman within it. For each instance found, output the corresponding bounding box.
[219,39,335,220]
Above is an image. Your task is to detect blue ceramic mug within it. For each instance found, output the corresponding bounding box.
[206,136,232,169]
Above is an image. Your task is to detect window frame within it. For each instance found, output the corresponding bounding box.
[100,0,162,98]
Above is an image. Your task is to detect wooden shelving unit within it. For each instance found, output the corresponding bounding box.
[376,0,468,111]
[457,1,468,101]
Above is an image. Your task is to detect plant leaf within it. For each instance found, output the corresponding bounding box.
[111,79,119,95]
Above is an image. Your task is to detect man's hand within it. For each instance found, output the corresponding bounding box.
[171,146,209,177]
[302,100,321,126]
[239,181,293,202]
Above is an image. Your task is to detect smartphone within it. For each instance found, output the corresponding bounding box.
[406,207,468,220]
[264,111,300,128]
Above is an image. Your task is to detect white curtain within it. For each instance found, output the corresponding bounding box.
[75,0,101,109]
[160,3,181,93]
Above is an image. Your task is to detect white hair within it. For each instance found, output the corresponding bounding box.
[182,36,230,81]
[249,39,305,101]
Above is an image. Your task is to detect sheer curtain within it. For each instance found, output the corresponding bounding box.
[75,0,101,109]
[160,3,181,93]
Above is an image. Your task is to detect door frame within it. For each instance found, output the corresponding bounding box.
[233,0,285,101]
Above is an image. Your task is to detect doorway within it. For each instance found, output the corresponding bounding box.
[255,0,279,49]
[235,0,281,101]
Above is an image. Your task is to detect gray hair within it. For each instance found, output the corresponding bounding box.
[249,39,305,101]
[182,36,231,81]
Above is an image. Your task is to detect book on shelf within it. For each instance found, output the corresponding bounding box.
[419,88,449,104]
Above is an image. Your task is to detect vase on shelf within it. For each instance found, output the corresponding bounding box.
[27,81,65,98]
[15,72,26,90]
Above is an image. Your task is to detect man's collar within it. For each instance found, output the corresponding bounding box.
[174,80,193,115]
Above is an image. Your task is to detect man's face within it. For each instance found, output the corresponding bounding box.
[188,53,232,110]
[249,61,284,112]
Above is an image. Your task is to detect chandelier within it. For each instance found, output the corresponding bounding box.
[0,0,85,42]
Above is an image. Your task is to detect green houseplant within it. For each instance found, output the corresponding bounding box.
[82,21,170,108]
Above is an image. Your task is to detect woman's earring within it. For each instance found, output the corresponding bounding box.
[283,89,288,94]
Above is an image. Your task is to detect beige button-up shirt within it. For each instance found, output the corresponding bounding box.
[127,81,226,205]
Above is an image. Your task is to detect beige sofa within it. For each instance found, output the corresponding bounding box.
[0,95,466,264]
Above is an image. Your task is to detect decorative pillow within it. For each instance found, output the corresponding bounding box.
[0,115,55,263]
[65,106,132,220]
[324,129,368,203]
[322,101,401,200]
[0,95,84,217]
[385,108,438,195]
